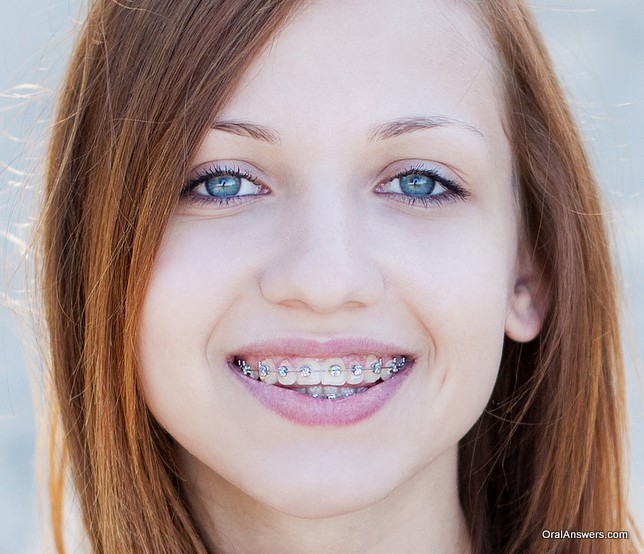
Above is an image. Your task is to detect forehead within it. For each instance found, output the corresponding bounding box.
[220,0,504,153]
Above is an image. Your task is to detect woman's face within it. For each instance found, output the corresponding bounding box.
[138,0,541,520]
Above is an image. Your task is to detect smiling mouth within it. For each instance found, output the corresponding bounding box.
[231,354,410,399]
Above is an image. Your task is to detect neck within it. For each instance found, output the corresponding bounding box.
[180,446,472,554]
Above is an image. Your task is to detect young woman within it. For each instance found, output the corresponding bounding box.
[39,0,638,552]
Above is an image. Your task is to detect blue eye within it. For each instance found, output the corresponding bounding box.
[183,165,266,206]
[398,173,437,197]
[204,175,242,197]
[376,166,469,208]
[381,171,447,199]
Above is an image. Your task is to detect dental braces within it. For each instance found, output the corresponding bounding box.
[235,356,407,378]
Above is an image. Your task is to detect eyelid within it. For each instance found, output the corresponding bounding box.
[185,161,270,195]
[373,163,463,197]
[376,160,462,187]
[186,160,268,186]
[372,160,471,209]
[180,160,271,209]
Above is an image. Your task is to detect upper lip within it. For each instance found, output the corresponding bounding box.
[230,337,417,359]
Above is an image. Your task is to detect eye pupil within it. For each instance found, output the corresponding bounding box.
[205,175,242,197]
[399,174,436,196]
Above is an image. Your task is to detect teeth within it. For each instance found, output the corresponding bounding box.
[307,385,324,398]
[301,385,369,399]
[259,362,270,378]
[320,358,347,386]
[363,355,382,383]
[295,358,322,385]
[235,358,258,380]
[276,361,298,385]
[234,354,410,392]
[258,359,277,385]
[371,358,383,375]
[388,357,402,373]
[380,369,393,380]
[346,363,364,385]
[380,358,395,380]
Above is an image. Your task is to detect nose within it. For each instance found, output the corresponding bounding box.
[259,187,385,313]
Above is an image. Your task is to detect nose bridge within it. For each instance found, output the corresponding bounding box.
[304,181,352,251]
[260,177,383,312]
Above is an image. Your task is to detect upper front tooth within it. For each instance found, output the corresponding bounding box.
[277,361,297,385]
[321,358,347,385]
[346,363,365,385]
[247,354,408,386]
[296,358,322,385]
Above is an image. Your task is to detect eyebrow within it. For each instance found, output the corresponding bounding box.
[210,114,484,144]
[210,120,280,144]
[368,115,485,141]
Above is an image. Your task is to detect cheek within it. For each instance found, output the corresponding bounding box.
[377,212,516,441]
[138,214,261,342]
[136,220,248,430]
[378,206,516,336]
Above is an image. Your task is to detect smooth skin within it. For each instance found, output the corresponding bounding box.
[137,0,544,552]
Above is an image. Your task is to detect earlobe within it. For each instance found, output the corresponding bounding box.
[505,280,546,343]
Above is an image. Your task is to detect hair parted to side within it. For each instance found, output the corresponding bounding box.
[38,0,636,553]
[458,3,639,553]
[40,1,304,551]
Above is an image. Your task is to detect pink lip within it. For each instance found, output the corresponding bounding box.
[227,337,416,426]
[229,336,414,359]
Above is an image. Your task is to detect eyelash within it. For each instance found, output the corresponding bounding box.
[181,164,265,207]
[181,163,469,208]
[378,164,470,208]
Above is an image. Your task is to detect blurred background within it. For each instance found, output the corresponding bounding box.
[1,1,643,551]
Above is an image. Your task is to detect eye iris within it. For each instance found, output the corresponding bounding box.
[205,175,242,197]
[399,174,435,196]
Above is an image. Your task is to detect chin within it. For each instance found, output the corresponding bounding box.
[257,479,391,520]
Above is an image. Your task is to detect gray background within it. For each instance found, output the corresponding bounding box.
[1,1,643,552]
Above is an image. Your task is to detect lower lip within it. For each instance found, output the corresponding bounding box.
[229,362,413,426]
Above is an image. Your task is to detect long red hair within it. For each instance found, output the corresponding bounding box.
[38,1,637,552]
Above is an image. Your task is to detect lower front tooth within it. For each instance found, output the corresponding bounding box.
[303,385,363,398]
[306,386,324,397]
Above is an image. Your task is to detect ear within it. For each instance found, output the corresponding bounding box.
[505,261,548,343]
